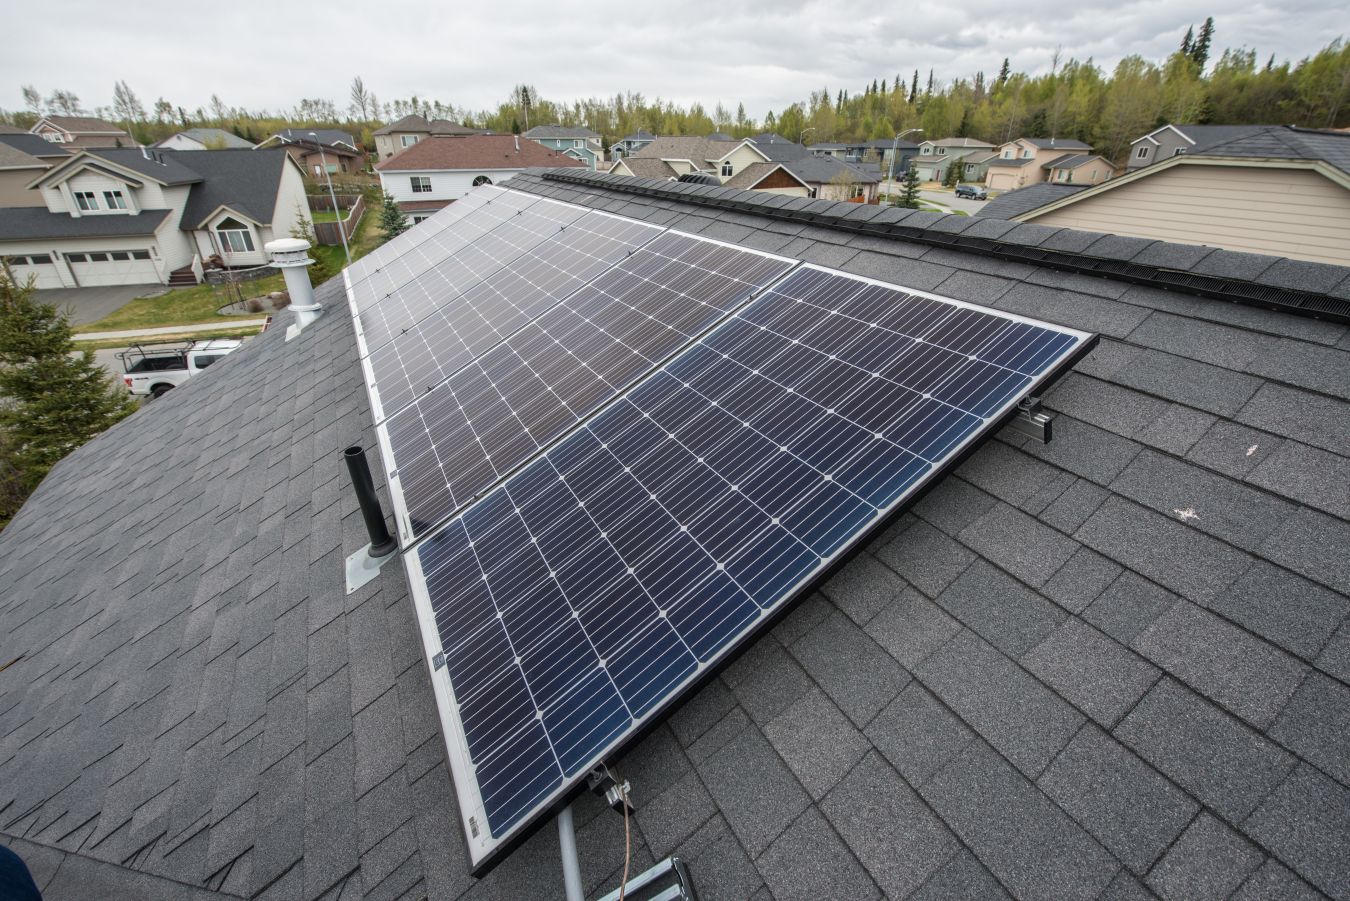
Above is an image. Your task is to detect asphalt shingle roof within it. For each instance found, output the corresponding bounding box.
[0,207,172,240]
[3,167,1350,901]
[977,182,1092,219]
[159,129,257,150]
[1184,125,1350,177]
[523,124,602,139]
[0,134,72,160]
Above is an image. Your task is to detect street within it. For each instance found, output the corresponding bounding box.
[877,183,997,216]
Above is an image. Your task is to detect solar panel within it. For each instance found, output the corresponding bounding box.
[376,230,795,542]
[354,197,584,355]
[344,185,508,298]
[397,260,1094,873]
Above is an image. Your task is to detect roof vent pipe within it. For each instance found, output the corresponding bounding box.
[515,135,520,152]
[264,237,322,341]
[344,446,399,593]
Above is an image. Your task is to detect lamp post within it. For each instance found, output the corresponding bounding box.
[799,127,816,146]
[309,132,352,267]
[885,128,924,200]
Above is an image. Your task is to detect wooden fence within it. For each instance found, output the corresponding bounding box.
[307,193,366,246]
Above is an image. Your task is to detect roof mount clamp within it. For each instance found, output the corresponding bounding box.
[344,446,399,594]
[593,856,697,901]
[588,764,635,815]
[1010,396,1053,444]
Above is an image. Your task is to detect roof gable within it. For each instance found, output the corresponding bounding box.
[375,135,588,171]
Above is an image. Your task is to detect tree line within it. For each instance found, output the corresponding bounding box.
[4,24,1348,165]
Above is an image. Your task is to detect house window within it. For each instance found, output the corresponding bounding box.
[104,190,127,210]
[66,254,87,262]
[401,135,419,147]
[921,147,931,154]
[1173,148,1183,157]
[411,176,432,193]
[1022,150,1032,158]
[1091,170,1098,181]
[216,217,255,253]
[1003,150,1012,158]
[574,140,583,148]
[88,253,109,262]
[326,164,338,174]
[721,161,733,176]
[472,176,493,187]
[30,254,52,264]
[74,191,98,211]
[132,250,151,260]
[412,214,430,224]
[937,147,946,155]
[1136,146,1149,159]
[4,257,26,265]
[43,132,64,142]
[110,252,130,261]
[966,164,974,173]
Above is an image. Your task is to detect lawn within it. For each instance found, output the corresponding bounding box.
[75,205,385,335]
[311,209,350,223]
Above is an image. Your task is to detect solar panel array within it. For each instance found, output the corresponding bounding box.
[343,185,1094,875]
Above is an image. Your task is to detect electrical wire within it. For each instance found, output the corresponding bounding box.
[616,768,630,901]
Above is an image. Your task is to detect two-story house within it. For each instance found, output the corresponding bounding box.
[0,143,54,208]
[371,116,488,160]
[1127,124,1269,170]
[375,135,585,222]
[984,137,1093,191]
[608,136,809,184]
[610,130,657,159]
[28,116,132,150]
[257,129,366,176]
[910,138,997,182]
[0,147,310,288]
[522,124,604,170]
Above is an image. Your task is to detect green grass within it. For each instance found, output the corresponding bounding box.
[74,275,286,334]
[311,209,351,223]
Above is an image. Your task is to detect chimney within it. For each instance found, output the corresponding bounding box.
[514,134,520,152]
[264,237,323,341]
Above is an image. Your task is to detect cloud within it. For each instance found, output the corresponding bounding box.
[2,0,1344,121]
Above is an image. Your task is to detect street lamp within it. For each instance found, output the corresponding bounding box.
[310,132,352,267]
[799,127,816,146]
[885,128,924,200]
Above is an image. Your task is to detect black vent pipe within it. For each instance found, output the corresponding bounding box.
[344,446,398,558]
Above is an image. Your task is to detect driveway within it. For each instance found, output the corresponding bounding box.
[35,284,166,328]
[917,189,995,216]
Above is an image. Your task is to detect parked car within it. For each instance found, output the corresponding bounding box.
[954,184,988,200]
[117,338,242,398]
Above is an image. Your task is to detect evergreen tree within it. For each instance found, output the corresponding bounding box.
[910,70,919,103]
[376,191,409,243]
[881,78,887,94]
[872,79,879,94]
[1180,25,1194,57]
[927,70,935,96]
[0,270,136,514]
[897,162,922,209]
[998,59,1010,84]
[943,159,962,187]
[1191,18,1215,70]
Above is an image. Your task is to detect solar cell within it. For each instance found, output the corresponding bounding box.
[366,211,666,421]
[403,262,1093,872]
[345,185,508,302]
[378,232,794,542]
[355,196,585,354]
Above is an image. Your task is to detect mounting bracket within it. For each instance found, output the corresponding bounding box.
[588,763,635,815]
[1009,396,1053,444]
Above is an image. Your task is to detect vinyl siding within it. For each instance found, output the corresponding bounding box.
[1026,164,1350,266]
[0,169,47,207]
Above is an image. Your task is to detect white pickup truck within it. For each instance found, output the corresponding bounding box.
[117,338,242,398]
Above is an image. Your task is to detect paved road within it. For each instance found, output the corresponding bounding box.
[878,185,998,216]
[35,284,166,328]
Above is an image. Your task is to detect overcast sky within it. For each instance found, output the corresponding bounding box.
[3,0,1345,121]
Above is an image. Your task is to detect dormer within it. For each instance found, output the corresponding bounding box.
[38,159,145,217]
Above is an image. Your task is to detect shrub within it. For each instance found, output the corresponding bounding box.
[246,298,264,313]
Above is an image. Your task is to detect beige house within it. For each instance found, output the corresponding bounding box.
[0,143,53,207]
[724,156,880,201]
[985,137,1094,191]
[372,116,482,160]
[1012,126,1350,266]
[607,136,784,184]
[1044,154,1118,186]
[29,116,131,150]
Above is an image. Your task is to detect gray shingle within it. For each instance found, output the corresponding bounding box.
[1021,418,1142,487]
[1038,724,1197,875]
[1127,311,1281,371]
[1231,860,1329,901]
[865,585,963,671]
[1238,383,1350,457]
[955,504,1080,589]
[1145,813,1263,901]
[873,520,975,599]
[1023,620,1160,728]
[1186,421,1285,479]
[933,560,1067,658]
[1132,403,1218,456]
[994,283,1151,338]
[1315,620,1350,683]
[671,815,765,901]
[1113,678,1295,822]
[1039,477,1111,534]
[1258,507,1350,596]
[1114,350,1265,418]
[820,751,960,899]
[1075,497,1253,606]
[1269,673,1350,788]
[911,473,998,536]
[720,636,813,727]
[953,441,1062,509]
[696,723,810,857]
[909,849,1013,901]
[1044,374,1171,439]
[865,682,975,786]
[1209,561,1350,661]
[820,553,907,627]
[787,610,910,727]
[762,688,870,799]
[1247,340,1350,402]
[1042,548,1124,614]
[756,808,881,901]
[918,630,1084,778]
[1248,441,1350,520]
[921,741,1118,901]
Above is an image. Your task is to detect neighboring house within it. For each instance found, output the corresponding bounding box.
[959,150,1000,183]
[706,131,736,142]
[723,155,880,201]
[810,142,849,160]
[29,116,132,149]
[0,142,52,208]
[1011,125,1350,265]
[911,138,997,182]
[258,130,366,177]
[608,136,806,185]
[372,115,484,160]
[0,147,309,288]
[847,138,920,174]
[985,137,1093,190]
[611,129,657,158]
[1045,154,1117,185]
[1128,124,1269,170]
[375,134,585,220]
[153,128,256,151]
[749,132,794,144]
[522,124,604,170]
[0,123,28,134]
[4,168,1350,901]
[0,132,72,166]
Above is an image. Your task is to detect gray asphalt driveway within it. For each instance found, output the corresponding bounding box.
[35,284,166,328]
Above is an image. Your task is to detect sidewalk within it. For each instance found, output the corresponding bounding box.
[76,319,269,342]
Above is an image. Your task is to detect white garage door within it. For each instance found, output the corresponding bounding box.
[5,254,65,289]
[66,250,161,287]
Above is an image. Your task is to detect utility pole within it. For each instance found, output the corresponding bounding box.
[310,132,352,267]
[885,129,923,200]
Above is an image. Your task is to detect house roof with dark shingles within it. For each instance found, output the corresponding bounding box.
[376,135,587,172]
[523,124,603,140]
[3,167,1350,901]
[610,157,679,179]
[0,207,172,240]
[0,133,72,160]
[1044,154,1113,171]
[1181,125,1350,177]
[977,182,1093,219]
